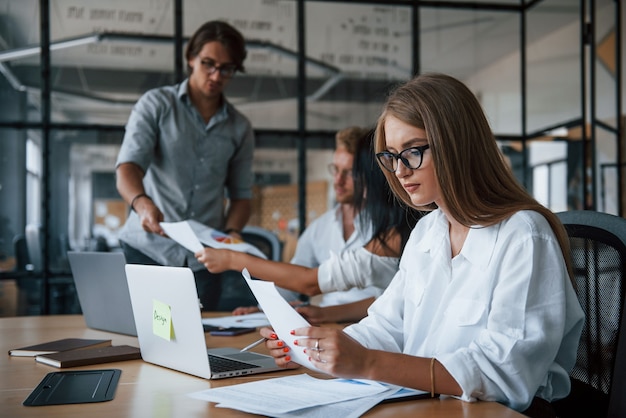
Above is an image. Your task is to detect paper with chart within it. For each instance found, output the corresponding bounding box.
[242,268,322,372]
[160,220,267,259]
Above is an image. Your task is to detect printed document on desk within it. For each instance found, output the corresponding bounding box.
[160,220,266,259]
[242,268,320,371]
[188,373,396,418]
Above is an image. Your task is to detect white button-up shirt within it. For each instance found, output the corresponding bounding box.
[344,209,584,412]
[290,205,378,306]
[317,247,398,295]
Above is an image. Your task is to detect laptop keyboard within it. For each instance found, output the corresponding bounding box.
[208,354,261,373]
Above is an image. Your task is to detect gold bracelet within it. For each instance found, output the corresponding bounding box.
[430,357,436,398]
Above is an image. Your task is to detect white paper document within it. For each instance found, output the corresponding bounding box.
[266,391,392,418]
[201,312,270,328]
[160,220,203,253]
[160,220,267,259]
[188,374,395,417]
[242,268,321,371]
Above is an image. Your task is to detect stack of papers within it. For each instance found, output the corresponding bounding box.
[195,270,427,416]
[188,374,418,418]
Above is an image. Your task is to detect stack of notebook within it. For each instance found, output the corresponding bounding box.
[8,338,141,368]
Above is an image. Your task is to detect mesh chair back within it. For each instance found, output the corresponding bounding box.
[13,234,30,271]
[241,226,282,261]
[554,210,626,418]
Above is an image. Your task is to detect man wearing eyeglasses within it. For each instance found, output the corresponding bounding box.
[115,21,254,311]
[235,126,379,315]
[297,126,379,308]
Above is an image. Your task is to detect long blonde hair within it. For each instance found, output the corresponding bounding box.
[374,73,574,282]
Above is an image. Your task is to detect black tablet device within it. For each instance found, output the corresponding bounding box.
[23,369,121,406]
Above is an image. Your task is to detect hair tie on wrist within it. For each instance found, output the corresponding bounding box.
[130,193,150,212]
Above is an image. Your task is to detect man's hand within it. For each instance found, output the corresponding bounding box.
[116,162,165,236]
[134,196,165,235]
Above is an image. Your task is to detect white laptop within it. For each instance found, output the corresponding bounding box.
[125,264,282,379]
[67,251,137,336]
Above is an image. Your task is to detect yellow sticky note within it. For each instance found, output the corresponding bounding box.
[153,299,173,340]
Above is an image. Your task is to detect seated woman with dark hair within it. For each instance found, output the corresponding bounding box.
[196,131,422,324]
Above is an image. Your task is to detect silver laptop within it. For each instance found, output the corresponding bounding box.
[68,251,137,336]
[125,264,282,379]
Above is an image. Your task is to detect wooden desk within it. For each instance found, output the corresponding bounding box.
[1,315,525,418]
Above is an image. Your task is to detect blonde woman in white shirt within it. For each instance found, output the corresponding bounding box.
[259,73,584,417]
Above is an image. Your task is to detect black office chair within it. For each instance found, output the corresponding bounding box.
[552,210,626,418]
[12,234,30,271]
[241,225,283,261]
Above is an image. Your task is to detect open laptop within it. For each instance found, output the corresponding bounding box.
[67,251,137,336]
[125,264,282,379]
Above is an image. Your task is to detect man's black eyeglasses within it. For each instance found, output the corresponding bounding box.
[199,58,238,78]
[376,144,430,172]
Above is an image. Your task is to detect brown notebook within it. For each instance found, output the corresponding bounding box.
[35,345,141,368]
[8,338,112,357]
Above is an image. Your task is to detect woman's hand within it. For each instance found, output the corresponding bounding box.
[295,305,328,325]
[195,248,233,273]
[291,326,370,379]
[259,327,300,369]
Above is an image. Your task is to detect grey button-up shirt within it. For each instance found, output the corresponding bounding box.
[116,79,255,270]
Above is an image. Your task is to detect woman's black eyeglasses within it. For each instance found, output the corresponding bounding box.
[376,144,430,172]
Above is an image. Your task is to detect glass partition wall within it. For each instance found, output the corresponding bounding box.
[0,0,621,315]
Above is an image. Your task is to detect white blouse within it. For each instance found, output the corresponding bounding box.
[344,209,584,412]
[291,206,381,307]
[317,247,399,296]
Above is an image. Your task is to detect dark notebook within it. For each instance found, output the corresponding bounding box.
[35,345,141,368]
[8,338,112,357]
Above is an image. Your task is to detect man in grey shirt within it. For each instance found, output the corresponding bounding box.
[115,21,254,310]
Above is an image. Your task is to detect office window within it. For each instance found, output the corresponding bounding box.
[47,0,175,125]
[304,1,411,131]
[526,1,582,134]
[25,137,41,226]
[0,0,39,123]
[420,6,521,135]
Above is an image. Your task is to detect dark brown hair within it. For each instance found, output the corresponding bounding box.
[185,20,247,75]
